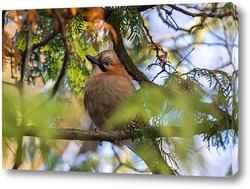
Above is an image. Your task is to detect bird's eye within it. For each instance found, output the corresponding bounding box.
[104,58,113,66]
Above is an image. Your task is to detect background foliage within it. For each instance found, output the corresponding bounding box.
[2,3,238,176]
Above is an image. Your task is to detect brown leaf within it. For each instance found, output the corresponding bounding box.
[79,7,118,44]
[70,8,78,16]
[2,31,21,72]
[45,9,53,15]
[27,9,38,31]
[82,7,104,21]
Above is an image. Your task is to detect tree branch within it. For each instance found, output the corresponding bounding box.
[13,19,34,169]
[113,25,151,84]
[104,9,151,85]
[2,10,6,29]
[31,26,60,51]
[135,5,156,12]
[167,4,238,20]
[20,20,60,60]
[157,6,206,33]
[50,10,70,98]
[4,120,233,143]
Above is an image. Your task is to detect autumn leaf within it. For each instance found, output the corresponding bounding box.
[27,9,38,31]
[2,31,21,72]
[70,8,78,17]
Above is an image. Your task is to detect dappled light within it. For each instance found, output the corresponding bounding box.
[2,3,238,176]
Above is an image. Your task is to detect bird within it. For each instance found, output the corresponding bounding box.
[83,49,136,131]
[83,49,176,175]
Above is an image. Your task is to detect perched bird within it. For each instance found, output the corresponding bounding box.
[84,50,136,131]
[83,49,175,175]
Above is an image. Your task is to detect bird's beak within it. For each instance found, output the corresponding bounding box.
[85,55,100,65]
[86,54,108,72]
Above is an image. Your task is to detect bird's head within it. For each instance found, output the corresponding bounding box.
[86,50,129,77]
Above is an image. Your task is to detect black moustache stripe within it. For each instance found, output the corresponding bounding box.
[98,64,108,72]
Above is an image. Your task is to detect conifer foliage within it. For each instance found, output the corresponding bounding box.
[2,3,238,175]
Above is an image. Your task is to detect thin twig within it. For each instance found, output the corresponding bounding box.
[157,5,207,33]
[176,47,195,68]
[151,68,166,82]
[167,4,238,20]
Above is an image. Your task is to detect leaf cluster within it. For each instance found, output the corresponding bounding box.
[108,6,145,53]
